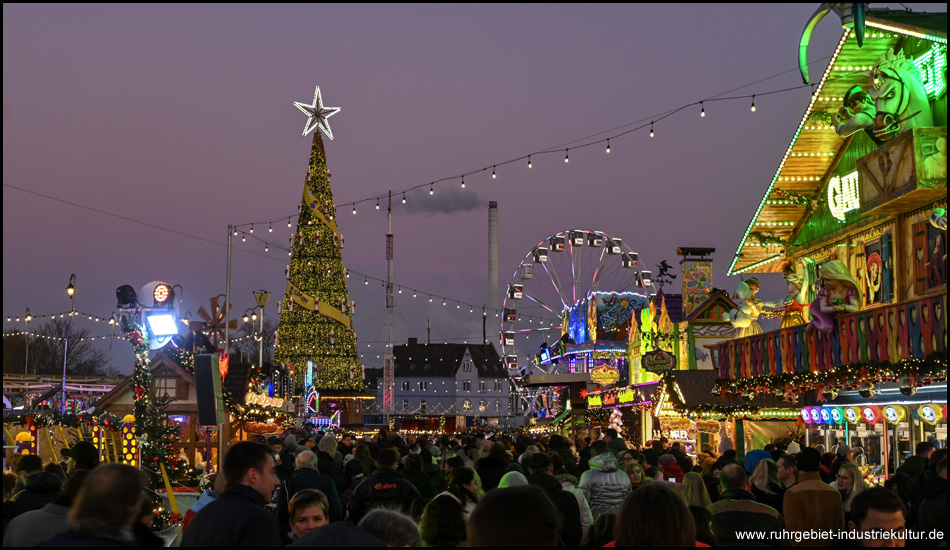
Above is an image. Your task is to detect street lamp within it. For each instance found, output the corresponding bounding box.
[24,308,32,374]
[253,290,271,393]
[62,274,76,413]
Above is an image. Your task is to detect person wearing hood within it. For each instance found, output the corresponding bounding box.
[4,469,87,546]
[526,452,582,547]
[551,451,593,537]
[2,454,63,528]
[578,440,632,521]
[658,453,686,483]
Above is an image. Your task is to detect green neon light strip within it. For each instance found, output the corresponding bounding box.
[865,20,947,45]
[727,30,851,276]
[913,43,948,98]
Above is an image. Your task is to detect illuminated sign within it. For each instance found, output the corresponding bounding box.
[819,407,832,424]
[883,406,905,423]
[588,395,603,408]
[800,408,812,423]
[809,407,822,424]
[642,349,676,373]
[591,365,620,385]
[861,405,883,424]
[246,391,294,412]
[844,407,860,424]
[828,171,860,221]
[617,389,636,404]
[670,430,689,440]
[918,404,942,425]
[830,407,844,424]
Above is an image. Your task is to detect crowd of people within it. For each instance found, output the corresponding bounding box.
[2,428,946,547]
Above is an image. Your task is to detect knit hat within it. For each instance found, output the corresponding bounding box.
[837,444,852,457]
[658,454,676,467]
[744,449,771,474]
[786,441,801,454]
[498,471,528,488]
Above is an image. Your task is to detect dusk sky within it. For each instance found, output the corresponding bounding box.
[4,4,942,373]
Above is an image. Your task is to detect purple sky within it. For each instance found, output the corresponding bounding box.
[4,4,941,373]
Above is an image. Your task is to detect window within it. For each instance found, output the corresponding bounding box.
[154,377,185,400]
[479,381,486,392]
[403,399,409,410]
[710,348,720,368]
[401,381,409,391]
[419,380,428,391]
[478,399,487,412]
[494,380,502,392]
[704,303,727,320]
[463,360,472,372]
[462,399,471,411]
[420,399,426,413]
[463,380,471,392]
[494,400,501,412]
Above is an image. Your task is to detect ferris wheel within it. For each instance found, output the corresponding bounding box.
[500,229,655,380]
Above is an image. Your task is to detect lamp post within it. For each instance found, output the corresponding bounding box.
[24,308,32,374]
[253,290,270,384]
[108,313,119,373]
[62,274,76,413]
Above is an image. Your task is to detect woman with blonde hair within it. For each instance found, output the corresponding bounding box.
[750,458,785,513]
[622,461,648,491]
[835,462,867,522]
[681,471,711,507]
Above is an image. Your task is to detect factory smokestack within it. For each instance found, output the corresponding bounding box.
[488,201,499,316]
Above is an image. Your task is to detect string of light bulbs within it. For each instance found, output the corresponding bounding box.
[226,225,564,326]
[231,82,812,228]
[4,310,117,324]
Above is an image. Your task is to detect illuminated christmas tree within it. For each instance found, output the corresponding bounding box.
[275,87,362,392]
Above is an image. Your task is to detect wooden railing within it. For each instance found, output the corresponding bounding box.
[717,292,946,379]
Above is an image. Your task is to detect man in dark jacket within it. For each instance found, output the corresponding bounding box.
[2,454,62,527]
[911,455,946,545]
[317,435,348,494]
[527,452,582,547]
[708,464,786,547]
[347,448,419,524]
[281,450,342,522]
[182,441,281,547]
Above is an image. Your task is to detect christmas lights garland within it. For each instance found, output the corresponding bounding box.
[713,353,947,398]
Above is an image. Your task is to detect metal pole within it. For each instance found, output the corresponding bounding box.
[221,226,233,473]
[24,308,31,374]
[62,274,76,414]
[225,225,233,353]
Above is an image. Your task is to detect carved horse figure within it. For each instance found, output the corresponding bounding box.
[867,49,934,141]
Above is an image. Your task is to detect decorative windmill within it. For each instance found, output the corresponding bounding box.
[196,296,238,352]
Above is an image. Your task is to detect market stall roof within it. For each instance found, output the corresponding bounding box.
[728,10,947,276]
[665,369,798,412]
[522,373,591,388]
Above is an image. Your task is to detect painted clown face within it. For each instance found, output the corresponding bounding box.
[863,408,876,422]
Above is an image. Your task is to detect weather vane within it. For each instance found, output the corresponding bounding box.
[293,85,341,139]
[655,260,677,289]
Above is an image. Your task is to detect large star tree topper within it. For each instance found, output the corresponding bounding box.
[293,85,341,139]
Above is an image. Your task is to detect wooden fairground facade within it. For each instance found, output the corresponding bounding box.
[718,11,947,475]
